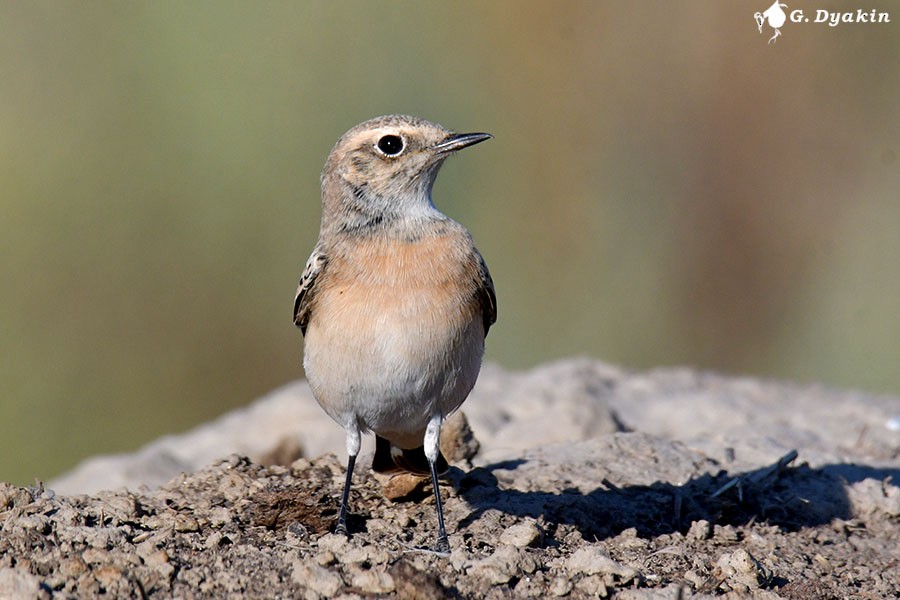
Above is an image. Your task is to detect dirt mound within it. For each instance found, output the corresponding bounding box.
[4,360,899,598]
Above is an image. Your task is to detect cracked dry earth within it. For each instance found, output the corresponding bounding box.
[2,432,899,599]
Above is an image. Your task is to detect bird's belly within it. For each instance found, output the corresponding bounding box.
[303,275,484,445]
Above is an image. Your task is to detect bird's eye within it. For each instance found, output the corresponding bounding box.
[376,135,404,156]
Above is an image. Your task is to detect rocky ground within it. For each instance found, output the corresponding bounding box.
[2,359,899,598]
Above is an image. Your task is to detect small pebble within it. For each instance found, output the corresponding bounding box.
[499,519,543,548]
[350,568,395,594]
[292,562,343,597]
[687,519,713,541]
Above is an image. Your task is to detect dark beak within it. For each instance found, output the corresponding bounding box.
[433,132,493,154]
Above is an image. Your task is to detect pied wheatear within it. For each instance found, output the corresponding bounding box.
[293,115,496,553]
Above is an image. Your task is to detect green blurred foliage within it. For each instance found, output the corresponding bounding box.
[1,1,898,484]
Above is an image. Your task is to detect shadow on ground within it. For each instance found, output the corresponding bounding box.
[456,459,899,541]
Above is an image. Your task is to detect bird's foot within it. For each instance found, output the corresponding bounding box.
[334,521,349,537]
[433,534,450,556]
[399,537,451,558]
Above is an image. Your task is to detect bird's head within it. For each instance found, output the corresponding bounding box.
[320,115,491,234]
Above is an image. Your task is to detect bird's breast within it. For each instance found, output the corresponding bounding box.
[321,231,480,330]
[302,228,485,435]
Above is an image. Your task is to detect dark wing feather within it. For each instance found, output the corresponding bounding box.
[292,247,327,336]
[475,251,497,337]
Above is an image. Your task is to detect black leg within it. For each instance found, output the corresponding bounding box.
[429,458,450,554]
[335,453,356,536]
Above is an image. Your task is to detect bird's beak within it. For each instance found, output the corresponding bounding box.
[432,132,493,155]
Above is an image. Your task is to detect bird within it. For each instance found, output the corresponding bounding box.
[293,115,497,554]
[755,1,788,44]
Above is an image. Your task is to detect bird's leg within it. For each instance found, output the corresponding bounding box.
[335,453,356,536]
[335,424,361,536]
[424,414,450,554]
[768,29,781,44]
[430,457,450,554]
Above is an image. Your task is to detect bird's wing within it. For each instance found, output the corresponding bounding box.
[475,251,497,337]
[293,246,328,336]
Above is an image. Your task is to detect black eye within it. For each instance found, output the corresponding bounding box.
[377,135,404,156]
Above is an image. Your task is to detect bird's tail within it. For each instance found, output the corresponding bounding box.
[372,435,449,476]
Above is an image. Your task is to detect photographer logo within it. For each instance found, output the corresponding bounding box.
[754,3,891,43]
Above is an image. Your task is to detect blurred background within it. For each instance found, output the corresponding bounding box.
[1,2,897,485]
